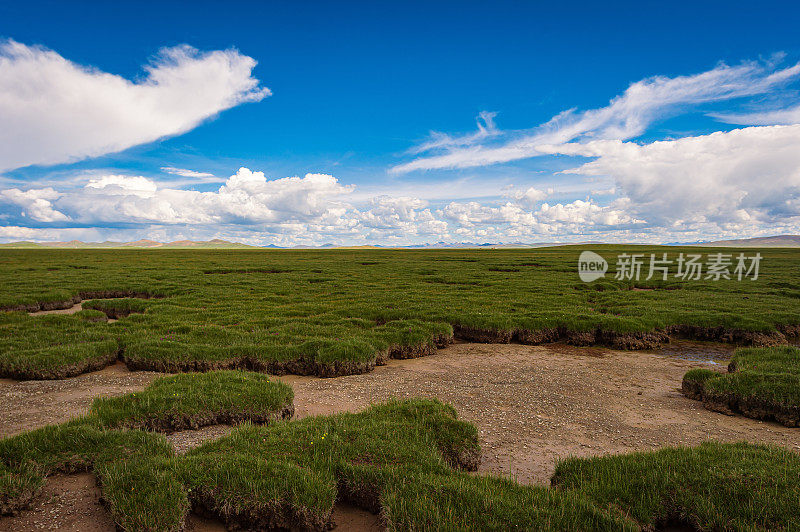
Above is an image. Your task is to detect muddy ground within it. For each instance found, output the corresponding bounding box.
[1,342,799,530]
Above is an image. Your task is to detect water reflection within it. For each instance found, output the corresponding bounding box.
[651,340,734,366]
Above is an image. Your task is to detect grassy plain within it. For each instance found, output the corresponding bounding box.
[2,246,800,379]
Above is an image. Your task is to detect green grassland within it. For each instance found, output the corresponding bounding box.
[2,246,800,379]
[683,346,800,426]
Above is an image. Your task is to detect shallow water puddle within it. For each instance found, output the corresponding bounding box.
[651,340,734,366]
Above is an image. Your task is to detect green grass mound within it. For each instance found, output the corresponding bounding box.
[682,346,800,426]
[74,308,109,322]
[553,441,800,531]
[91,371,294,432]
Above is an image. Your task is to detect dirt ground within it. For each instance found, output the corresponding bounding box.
[28,303,85,316]
[1,341,799,530]
[0,473,115,532]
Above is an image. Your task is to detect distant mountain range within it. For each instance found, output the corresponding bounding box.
[689,235,800,248]
[0,238,257,249]
[1,235,799,249]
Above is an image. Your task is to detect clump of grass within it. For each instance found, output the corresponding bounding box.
[179,454,335,530]
[728,345,800,374]
[682,346,800,426]
[0,422,174,517]
[91,370,294,432]
[0,339,120,380]
[96,457,188,532]
[681,368,720,399]
[180,398,621,530]
[552,441,800,531]
[0,461,42,515]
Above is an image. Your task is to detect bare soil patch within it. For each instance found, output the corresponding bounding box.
[167,424,237,455]
[27,302,84,316]
[0,473,114,532]
[0,362,159,438]
[331,502,383,531]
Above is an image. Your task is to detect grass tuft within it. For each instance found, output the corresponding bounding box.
[682,346,800,426]
[91,370,294,432]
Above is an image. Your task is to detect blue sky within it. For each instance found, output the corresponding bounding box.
[1,1,800,245]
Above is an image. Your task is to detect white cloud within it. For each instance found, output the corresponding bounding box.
[69,168,353,224]
[407,111,500,155]
[392,59,800,173]
[0,225,107,242]
[86,175,159,196]
[503,185,547,208]
[714,104,800,126]
[2,167,638,245]
[543,124,800,225]
[0,187,69,221]
[161,167,217,178]
[0,40,270,172]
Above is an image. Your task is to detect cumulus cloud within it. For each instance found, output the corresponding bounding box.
[543,124,800,225]
[0,187,69,222]
[0,40,270,172]
[5,147,800,246]
[392,59,800,173]
[503,185,547,208]
[0,166,652,245]
[46,168,353,225]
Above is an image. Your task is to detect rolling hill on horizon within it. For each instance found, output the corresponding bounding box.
[690,235,800,248]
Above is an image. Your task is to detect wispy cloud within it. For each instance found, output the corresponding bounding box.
[406,111,500,155]
[391,58,800,173]
[161,167,217,179]
[713,103,800,126]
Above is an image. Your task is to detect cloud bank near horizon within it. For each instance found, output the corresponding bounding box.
[5,134,800,247]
